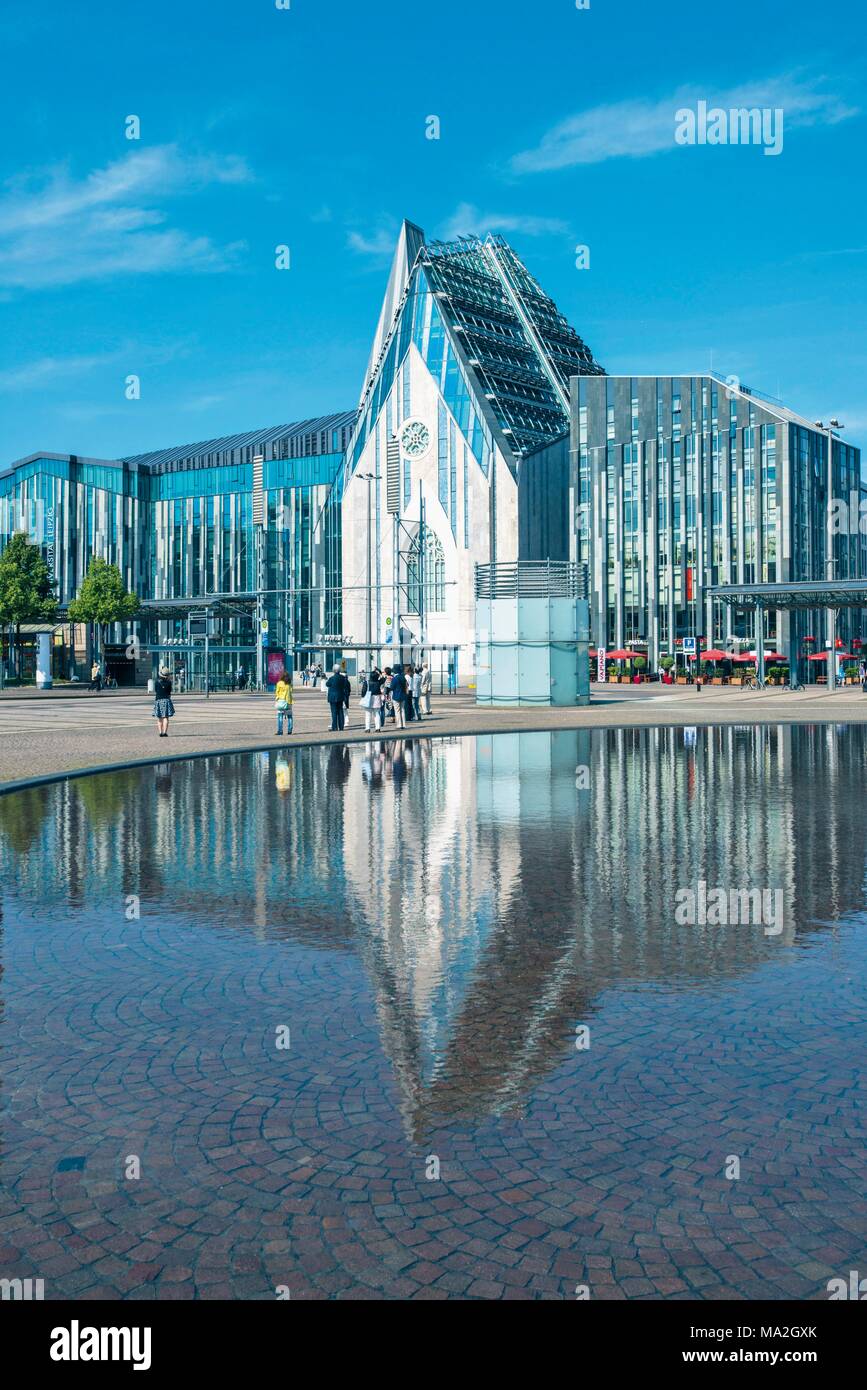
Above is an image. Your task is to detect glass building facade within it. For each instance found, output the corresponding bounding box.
[571,375,865,671]
[340,222,603,670]
[2,225,863,688]
[0,414,355,673]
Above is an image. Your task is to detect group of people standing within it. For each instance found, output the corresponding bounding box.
[322,661,432,732]
[151,659,435,740]
[358,663,431,731]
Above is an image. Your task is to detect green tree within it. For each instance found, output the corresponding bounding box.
[0,532,57,679]
[68,558,140,659]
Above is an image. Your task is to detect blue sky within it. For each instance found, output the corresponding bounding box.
[1,0,865,462]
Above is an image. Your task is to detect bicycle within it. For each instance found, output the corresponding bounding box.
[742,675,766,691]
[782,677,804,692]
[103,673,118,691]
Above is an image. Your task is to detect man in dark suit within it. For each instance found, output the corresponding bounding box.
[325,664,351,731]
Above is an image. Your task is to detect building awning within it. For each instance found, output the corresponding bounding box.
[707,580,867,610]
[57,594,260,622]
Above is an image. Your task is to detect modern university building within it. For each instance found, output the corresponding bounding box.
[1,219,863,687]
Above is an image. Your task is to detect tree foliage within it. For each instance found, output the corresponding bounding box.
[68,558,140,628]
[0,532,56,625]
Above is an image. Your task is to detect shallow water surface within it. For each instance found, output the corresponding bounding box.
[1,725,866,1300]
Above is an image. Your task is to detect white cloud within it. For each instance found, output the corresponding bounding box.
[0,145,252,290]
[439,203,570,240]
[0,339,193,393]
[0,350,125,391]
[511,73,858,172]
[347,224,396,258]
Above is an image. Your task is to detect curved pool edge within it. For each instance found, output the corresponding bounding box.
[2,704,866,795]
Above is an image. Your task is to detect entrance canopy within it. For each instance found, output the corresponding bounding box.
[707,579,867,610]
[136,595,258,620]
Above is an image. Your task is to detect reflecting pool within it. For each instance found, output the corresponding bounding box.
[1,725,867,1300]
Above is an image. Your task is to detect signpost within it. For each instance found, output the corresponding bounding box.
[189,610,212,697]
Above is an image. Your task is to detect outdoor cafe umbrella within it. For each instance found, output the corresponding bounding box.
[807,651,855,660]
[746,651,787,662]
[606,649,637,660]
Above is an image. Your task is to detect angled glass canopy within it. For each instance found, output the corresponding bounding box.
[708,580,867,610]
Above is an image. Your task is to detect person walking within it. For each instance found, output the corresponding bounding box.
[411,664,423,722]
[89,659,102,694]
[421,661,432,714]
[447,658,456,694]
[326,664,350,731]
[274,668,293,735]
[153,665,175,737]
[390,664,409,729]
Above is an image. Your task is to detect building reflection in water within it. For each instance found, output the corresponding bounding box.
[1,723,865,1139]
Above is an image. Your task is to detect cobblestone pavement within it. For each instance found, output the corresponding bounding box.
[2,683,867,786]
[1,727,867,1300]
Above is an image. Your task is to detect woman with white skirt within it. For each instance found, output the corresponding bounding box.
[365,667,384,731]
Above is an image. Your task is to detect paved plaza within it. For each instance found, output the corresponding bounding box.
[3,682,867,786]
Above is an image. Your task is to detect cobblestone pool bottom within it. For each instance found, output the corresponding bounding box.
[1,728,866,1299]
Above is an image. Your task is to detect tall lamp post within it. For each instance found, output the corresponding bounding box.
[357,472,381,655]
[815,419,844,693]
[252,454,266,692]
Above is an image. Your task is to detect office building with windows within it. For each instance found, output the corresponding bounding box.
[570,374,865,672]
[0,414,354,681]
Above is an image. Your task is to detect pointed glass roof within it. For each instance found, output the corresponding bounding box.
[347,223,603,477]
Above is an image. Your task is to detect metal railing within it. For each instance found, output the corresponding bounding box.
[475,560,588,600]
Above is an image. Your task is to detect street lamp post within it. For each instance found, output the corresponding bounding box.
[357,472,381,656]
[815,418,844,693]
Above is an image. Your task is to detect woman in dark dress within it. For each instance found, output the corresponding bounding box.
[153,665,176,737]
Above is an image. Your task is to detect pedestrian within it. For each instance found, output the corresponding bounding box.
[365,666,384,731]
[89,659,102,693]
[153,664,175,737]
[343,668,352,729]
[381,667,394,723]
[238,664,247,691]
[274,668,293,735]
[390,663,409,729]
[411,664,423,722]
[421,661,432,714]
[325,663,350,731]
[447,658,456,693]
